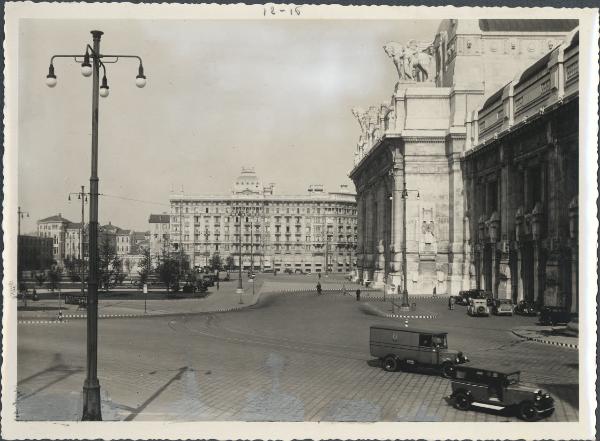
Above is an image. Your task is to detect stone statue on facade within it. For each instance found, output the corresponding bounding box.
[422,220,435,244]
[383,42,412,81]
[384,40,434,84]
[351,107,368,133]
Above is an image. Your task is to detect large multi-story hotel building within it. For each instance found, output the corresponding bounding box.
[167,168,357,274]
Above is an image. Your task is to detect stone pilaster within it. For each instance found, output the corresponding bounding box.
[388,160,405,288]
[373,184,386,287]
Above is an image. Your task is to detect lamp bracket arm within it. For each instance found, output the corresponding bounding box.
[102,54,144,65]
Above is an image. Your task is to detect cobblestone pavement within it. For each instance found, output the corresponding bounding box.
[16,291,578,422]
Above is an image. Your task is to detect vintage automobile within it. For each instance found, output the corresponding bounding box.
[370,325,468,377]
[514,300,538,316]
[539,306,572,326]
[456,289,492,306]
[450,364,555,421]
[467,298,490,317]
[492,299,514,316]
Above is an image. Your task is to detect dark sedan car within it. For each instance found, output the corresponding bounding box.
[456,289,491,306]
[539,306,572,326]
[514,300,538,316]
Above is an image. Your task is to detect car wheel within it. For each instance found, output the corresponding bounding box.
[518,401,540,421]
[441,362,455,378]
[383,356,398,372]
[453,391,472,411]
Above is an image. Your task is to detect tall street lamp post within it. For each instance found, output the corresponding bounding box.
[46,30,146,421]
[69,186,88,296]
[227,206,246,297]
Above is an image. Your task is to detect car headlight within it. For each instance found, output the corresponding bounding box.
[535,395,541,401]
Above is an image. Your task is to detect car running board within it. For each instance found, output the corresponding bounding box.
[472,402,505,411]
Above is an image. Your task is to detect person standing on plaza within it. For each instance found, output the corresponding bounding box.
[316,281,322,295]
[448,295,455,310]
[356,288,361,301]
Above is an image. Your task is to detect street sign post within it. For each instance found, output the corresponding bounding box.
[143,283,148,314]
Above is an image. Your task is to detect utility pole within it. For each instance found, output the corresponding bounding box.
[178,200,183,280]
[69,186,88,296]
[17,206,29,237]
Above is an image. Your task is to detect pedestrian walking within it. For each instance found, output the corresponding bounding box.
[342,283,347,295]
[448,295,455,310]
[356,289,361,301]
[316,282,322,295]
[433,286,437,297]
[318,272,321,280]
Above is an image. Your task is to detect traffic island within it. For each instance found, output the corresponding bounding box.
[511,326,578,349]
[360,301,439,320]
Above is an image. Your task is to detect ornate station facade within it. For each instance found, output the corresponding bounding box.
[349,19,579,310]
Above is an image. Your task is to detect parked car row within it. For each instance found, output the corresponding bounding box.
[453,291,574,324]
[369,325,555,421]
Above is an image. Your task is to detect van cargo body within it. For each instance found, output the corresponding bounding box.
[369,325,468,376]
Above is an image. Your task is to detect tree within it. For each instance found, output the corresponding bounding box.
[156,256,180,292]
[98,236,123,291]
[64,256,84,282]
[209,253,223,272]
[48,266,63,291]
[226,255,235,272]
[137,248,152,287]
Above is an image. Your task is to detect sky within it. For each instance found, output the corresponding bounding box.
[17,18,441,232]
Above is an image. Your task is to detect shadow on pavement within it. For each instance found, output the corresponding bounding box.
[539,383,579,409]
[366,359,381,368]
[123,366,190,421]
[18,364,83,401]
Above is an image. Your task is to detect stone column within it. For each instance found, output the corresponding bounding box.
[531,203,543,305]
[568,198,578,313]
[489,212,500,298]
[449,157,465,295]
[373,184,386,287]
[515,244,524,302]
[498,155,512,300]
[462,215,472,290]
[477,216,486,290]
[365,190,376,281]
[388,163,404,288]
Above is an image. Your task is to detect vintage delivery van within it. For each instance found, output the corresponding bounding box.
[369,325,468,377]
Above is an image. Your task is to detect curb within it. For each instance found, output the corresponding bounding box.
[18,320,69,325]
[511,329,578,349]
[366,295,446,302]
[17,293,264,324]
[384,313,438,319]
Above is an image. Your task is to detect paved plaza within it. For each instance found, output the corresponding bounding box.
[16,275,578,422]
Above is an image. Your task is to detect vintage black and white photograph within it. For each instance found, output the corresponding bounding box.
[2,3,597,440]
